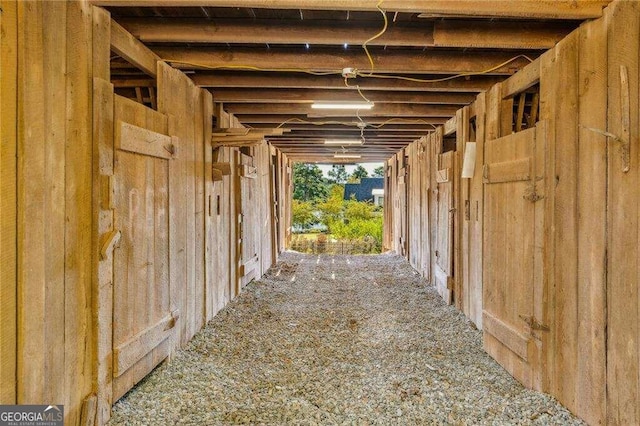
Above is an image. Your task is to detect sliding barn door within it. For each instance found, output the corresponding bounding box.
[434,151,454,304]
[482,125,544,388]
[112,97,179,400]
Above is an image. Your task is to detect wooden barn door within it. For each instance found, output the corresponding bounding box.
[434,151,454,304]
[482,125,544,388]
[111,99,179,400]
[237,151,259,290]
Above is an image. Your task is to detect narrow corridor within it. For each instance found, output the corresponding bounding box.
[110,253,581,425]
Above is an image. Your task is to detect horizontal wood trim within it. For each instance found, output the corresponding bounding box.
[483,157,531,184]
[113,310,180,377]
[116,121,174,160]
[434,266,452,305]
[444,116,457,135]
[212,168,223,181]
[436,168,451,183]
[483,311,530,361]
[110,19,160,78]
[211,162,232,175]
[502,57,541,99]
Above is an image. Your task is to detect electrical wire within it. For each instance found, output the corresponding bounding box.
[276,117,440,130]
[356,54,535,83]
[367,118,438,129]
[162,54,533,85]
[161,60,342,76]
[360,0,388,75]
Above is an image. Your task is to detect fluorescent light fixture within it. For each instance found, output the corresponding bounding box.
[311,102,374,110]
[324,139,363,145]
[334,154,362,159]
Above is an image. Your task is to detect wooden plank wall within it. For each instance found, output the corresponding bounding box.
[604,1,639,424]
[9,1,95,423]
[4,3,286,424]
[157,62,206,346]
[388,1,639,423]
[0,0,18,405]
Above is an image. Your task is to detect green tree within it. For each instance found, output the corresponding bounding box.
[345,199,375,222]
[327,165,349,184]
[291,200,316,230]
[317,185,345,229]
[372,165,385,177]
[349,164,368,183]
[293,163,328,202]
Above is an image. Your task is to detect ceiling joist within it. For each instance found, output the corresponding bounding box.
[94,1,609,20]
[191,72,505,93]
[210,88,476,105]
[154,47,537,75]
[118,18,572,50]
[224,103,460,117]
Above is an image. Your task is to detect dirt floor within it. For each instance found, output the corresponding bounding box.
[110,252,583,425]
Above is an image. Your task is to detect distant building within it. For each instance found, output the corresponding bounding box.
[344,177,384,206]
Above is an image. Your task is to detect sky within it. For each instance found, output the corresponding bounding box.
[316,162,383,177]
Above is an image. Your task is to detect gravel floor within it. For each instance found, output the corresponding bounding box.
[110,252,583,425]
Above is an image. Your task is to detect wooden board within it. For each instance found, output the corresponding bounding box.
[482,126,541,389]
[462,96,485,329]
[419,137,431,278]
[112,95,174,401]
[407,142,421,271]
[92,5,113,423]
[0,0,18,405]
[434,150,454,304]
[548,30,582,414]
[157,62,208,347]
[237,150,270,288]
[65,4,95,421]
[605,1,640,424]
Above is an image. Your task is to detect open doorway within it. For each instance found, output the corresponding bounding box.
[289,162,385,254]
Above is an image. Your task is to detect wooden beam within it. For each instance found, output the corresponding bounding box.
[253,124,436,132]
[225,103,460,117]
[154,47,536,75]
[433,20,573,49]
[210,88,476,105]
[110,19,160,77]
[237,115,447,125]
[93,1,610,19]
[270,132,421,139]
[116,17,573,50]
[191,72,504,92]
[502,57,541,99]
[118,18,435,47]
